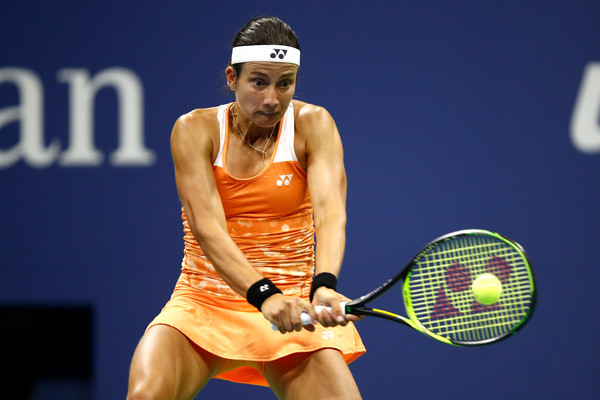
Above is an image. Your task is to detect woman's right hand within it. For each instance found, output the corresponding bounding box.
[261,294,318,333]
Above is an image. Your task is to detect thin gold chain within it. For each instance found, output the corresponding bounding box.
[231,105,277,159]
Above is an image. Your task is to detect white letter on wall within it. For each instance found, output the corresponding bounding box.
[571,62,600,154]
[0,68,60,168]
[57,67,155,166]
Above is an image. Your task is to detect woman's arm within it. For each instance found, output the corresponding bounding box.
[171,109,263,296]
[298,104,357,326]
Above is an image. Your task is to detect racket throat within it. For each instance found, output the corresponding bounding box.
[355,306,419,330]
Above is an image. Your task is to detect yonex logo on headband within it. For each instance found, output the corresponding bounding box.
[271,49,287,59]
[231,45,300,66]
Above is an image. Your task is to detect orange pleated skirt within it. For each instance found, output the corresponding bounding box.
[148,274,366,387]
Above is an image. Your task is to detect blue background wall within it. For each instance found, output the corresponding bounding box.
[2,1,599,398]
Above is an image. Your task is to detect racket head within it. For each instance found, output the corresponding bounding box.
[403,229,536,346]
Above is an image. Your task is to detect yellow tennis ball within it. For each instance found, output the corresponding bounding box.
[472,273,503,305]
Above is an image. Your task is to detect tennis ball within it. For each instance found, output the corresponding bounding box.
[472,273,503,305]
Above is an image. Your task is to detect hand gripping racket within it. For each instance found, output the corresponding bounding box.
[276,229,536,346]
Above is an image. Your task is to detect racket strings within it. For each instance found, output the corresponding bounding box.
[405,234,534,344]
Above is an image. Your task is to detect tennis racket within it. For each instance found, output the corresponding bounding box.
[275,229,536,346]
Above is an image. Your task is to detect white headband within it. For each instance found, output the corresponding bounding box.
[231,45,300,66]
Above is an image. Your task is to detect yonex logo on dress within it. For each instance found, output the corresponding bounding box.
[276,174,293,186]
[270,49,288,59]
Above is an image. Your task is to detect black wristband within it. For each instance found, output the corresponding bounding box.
[246,278,282,311]
[310,272,338,302]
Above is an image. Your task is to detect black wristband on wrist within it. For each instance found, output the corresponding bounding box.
[246,278,283,311]
[309,272,338,302]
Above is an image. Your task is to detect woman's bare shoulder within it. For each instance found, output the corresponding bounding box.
[171,106,223,161]
[293,100,335,136]
[174,106,220,133]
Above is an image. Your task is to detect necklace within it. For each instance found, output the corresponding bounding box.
[231,105,277,159]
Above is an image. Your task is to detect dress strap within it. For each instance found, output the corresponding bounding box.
[213,103,232,167]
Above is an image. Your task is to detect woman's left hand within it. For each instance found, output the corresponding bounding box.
[311,287,362,327]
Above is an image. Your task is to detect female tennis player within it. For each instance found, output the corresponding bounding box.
[126,16,365,400]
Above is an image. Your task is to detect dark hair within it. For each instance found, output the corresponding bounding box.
[229,16,301,77]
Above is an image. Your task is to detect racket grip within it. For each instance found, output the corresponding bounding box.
[270,303,346,331]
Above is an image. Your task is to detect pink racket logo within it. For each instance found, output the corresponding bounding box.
[430,256,511,320]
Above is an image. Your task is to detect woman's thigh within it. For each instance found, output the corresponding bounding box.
[127,324,222,400]
[264,349,362,400]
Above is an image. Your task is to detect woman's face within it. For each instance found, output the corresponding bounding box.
[228,62,298,128]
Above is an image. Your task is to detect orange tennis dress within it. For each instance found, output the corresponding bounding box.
[148,102,365,386]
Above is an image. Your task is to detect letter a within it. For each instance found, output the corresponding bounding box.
[0,68,60,168]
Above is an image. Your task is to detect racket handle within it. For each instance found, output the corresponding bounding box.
[270,303,346,331]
